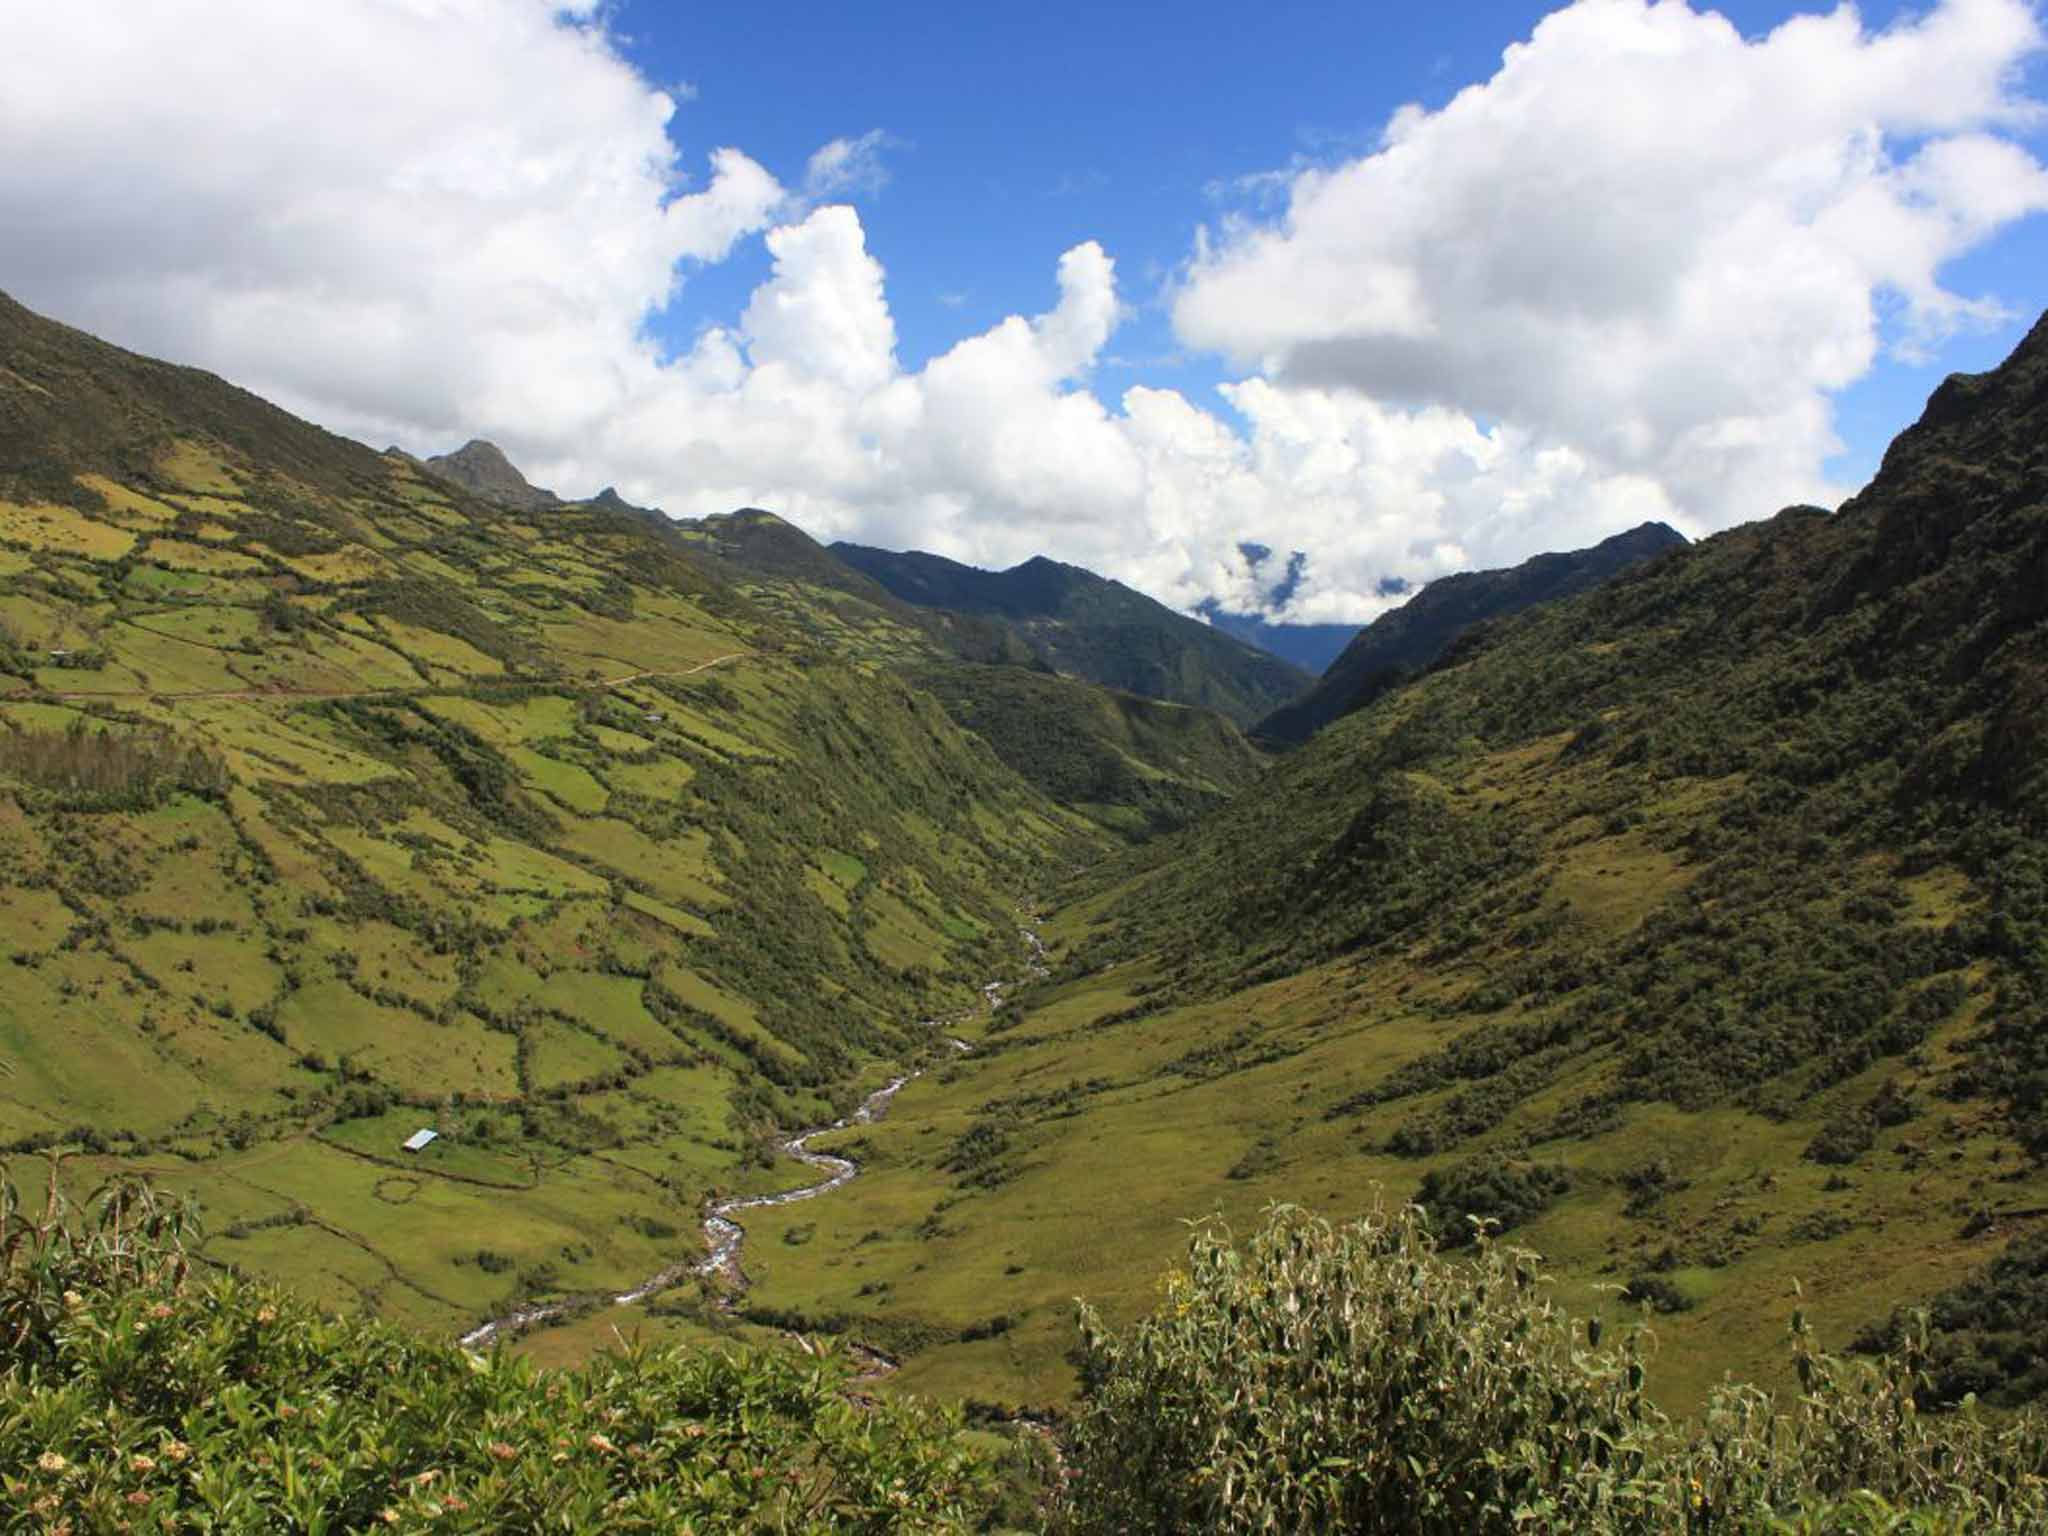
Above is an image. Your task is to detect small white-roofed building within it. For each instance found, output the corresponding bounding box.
[401,1128,439,1152]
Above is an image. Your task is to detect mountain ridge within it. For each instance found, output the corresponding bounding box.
[708,307,2048,1414]
[832,540,1312,726]
[1256,519,1689,744]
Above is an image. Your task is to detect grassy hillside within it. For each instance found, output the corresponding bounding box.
[674,508,1039,670]
[832,543,1313,727]
[901,663,1268,840]
[712,312,2048,1413]
[662,508,1268,840]
[396,476,1273,843]
[1255,520,1687,745]
[0,289,1094,1349]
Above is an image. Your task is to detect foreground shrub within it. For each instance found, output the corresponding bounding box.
[1064,1202,2048,1533]
[1,1168,996,1532]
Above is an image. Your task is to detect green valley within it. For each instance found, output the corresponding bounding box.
[6,287,2048,1530]
[0,290,1098,1350]
[703,308,2048,1422]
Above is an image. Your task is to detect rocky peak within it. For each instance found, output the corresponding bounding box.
[423,439,557,511]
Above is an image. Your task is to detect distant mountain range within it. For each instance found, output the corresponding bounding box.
[1255,521,1689,744]
[669,509,1266,835]
[1193,604,1362,674]
[831,543,1312,727]
[409,441,1686,754]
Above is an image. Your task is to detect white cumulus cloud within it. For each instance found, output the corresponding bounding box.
[1,0,2044,627]
[1171,0,2048,607]
[0,0,785,452]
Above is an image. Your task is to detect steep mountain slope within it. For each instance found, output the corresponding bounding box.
[383,471,1271,837]
[0,289,1091,1340]
[831,543,1313,725]
[900,663,1268,840]
[1256,521,1688,744]
[719,314,2048,1411]
[668,508,1264,835]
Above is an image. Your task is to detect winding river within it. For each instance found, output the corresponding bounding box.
[455,921,1044,1352]
[456,1058,954,1350]
[690,1051,967,1288]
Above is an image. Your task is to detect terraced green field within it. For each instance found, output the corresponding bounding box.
[0,292,1099,1351]
[688,318,2048,1414]
[8,287,2048,1451]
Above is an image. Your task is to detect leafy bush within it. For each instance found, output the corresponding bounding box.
[259,589,312,633]
[941,1118,1016,1188]
[1620,1272,1695,1313]
[2,1167,998,1531]
[0,617,30,680]
[1414,1158,1568,1245]
[1063,1202,2048,1533]
[1224,1132,1282,1181]
[1806,1082,1919,1165]
[1857,1229,2048,1409]
[0,1164,197,1369]
[1620,1157,1688,1217]
[1804,1111,1877,1166]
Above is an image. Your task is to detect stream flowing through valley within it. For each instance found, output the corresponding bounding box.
[457,924,1043,1352]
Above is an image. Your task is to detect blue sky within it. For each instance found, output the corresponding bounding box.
[626,0,2048,497]
[5,0,2046,622]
